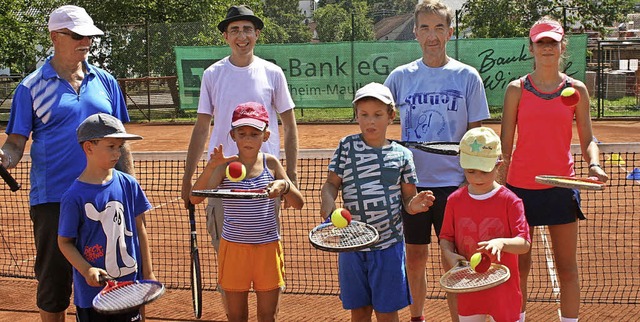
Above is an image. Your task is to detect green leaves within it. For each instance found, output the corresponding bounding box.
[460,0,634,39]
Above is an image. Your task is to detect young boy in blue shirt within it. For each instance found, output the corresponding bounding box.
[320,83,435,321]
[58,113,155,322]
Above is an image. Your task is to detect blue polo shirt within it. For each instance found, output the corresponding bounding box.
[6,56,129,205]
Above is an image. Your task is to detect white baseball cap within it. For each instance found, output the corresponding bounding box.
[352,82,395,105]
[48,5,104,36]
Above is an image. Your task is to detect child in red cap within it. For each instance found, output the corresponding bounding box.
[190,102,303,321]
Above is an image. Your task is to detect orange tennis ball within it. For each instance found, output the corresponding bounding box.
[561,87,580,106]
[470,252,491,273]
[226,161,246,182]
[330,208,352,228]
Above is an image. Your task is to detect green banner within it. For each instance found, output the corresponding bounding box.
[175,35,586,109]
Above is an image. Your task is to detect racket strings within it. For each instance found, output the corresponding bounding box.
[94,283,163,312]
[311,223,377,248]
[417,143,460,155]
[428,144,459,151]
[442,266,509,290]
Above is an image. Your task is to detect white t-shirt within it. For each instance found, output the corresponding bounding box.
[197,56,295,158]
[385,58,490,187]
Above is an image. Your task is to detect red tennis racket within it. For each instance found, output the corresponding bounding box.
[440,261,510,293]
[92,277,165,314]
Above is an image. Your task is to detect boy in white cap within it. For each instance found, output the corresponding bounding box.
[439,127,531,322]
[58,113,155,322]
[320,82,435,321]
[0,6,131,321]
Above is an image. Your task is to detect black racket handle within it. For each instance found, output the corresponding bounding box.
[0,164,20,192]
[188,203,197,230]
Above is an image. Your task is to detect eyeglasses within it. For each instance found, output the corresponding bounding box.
[226,27,256,37]
[56,31,93,41]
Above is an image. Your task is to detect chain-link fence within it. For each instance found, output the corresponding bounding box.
[1,22,639,121]
[591,39,640,117]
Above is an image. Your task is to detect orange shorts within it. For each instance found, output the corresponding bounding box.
[218,239,285,292]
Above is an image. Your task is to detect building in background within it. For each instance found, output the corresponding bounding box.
[374,0,465,41]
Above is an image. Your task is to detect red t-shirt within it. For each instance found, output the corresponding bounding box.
[440,186,530,321]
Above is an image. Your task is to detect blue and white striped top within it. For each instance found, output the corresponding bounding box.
[219,154,277,244]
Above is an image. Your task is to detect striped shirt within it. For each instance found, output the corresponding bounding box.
[328,134,417,251]
[220,154,277,244]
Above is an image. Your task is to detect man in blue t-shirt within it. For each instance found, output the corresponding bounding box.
[384,1,490,321]
[0,6,133,321]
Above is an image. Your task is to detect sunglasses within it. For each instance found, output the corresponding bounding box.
[56,31,93,41]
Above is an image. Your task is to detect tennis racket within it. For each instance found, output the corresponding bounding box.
[309,218,379,252]
[191,188,268,199]
[188,203,202,319]
[439,260,510,293]
[396,141,460,156]
[0,164,20,192]
[92,277,165,314]
[535,175,605,191]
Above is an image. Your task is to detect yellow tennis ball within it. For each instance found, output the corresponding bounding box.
[331,208,351,228]
[561,87,576,97]
[470,252,491,273]
[226,161,246,182]
[560,87,580,106]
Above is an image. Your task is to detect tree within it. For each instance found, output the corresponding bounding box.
[314,0,374,42]
[262,0,313,43]
[461,0,635,39]
[0,0,321,77]
[367,0,415,23]
[314,4,349,42]
[0,0,58,74]
[73,0,224,77]
[570,0,634,35]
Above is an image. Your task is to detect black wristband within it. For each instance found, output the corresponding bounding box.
[589,163,601,169]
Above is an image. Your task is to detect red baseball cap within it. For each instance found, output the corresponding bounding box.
[231,102,269,131]
[530,20,564,42]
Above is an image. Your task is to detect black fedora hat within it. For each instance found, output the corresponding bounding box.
[217,5,264,33]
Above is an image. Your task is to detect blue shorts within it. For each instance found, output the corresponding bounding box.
[506,184,584,226]
[402,186,458,244]
[338,242,411,313]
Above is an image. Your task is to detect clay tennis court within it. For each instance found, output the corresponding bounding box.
[1,121,639,321]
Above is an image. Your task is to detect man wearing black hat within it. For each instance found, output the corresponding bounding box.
[180,5,298,315]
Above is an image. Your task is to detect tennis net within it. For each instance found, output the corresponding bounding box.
[1,144,638,304]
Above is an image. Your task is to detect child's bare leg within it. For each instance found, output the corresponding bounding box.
[351,305,374,322]
[374,310,400,322]
[255,288,281,322]
[519,229,535,313]
[225,290,249,322]
[548,222,579,318]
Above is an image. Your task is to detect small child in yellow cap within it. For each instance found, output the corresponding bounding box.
[439,127,531,322]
